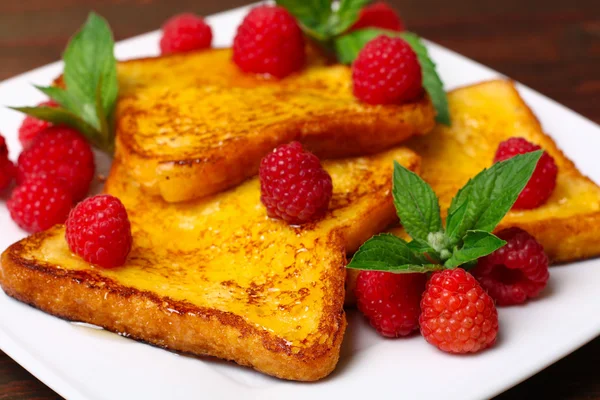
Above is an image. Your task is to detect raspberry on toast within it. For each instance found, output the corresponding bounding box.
[112,48,434,202]
[0,147,419,381]
[390,80,600,262]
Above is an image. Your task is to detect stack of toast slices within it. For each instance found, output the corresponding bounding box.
[3,48,600,381]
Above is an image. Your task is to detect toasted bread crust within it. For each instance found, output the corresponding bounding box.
[1,228,346,381]
[389,79,600,263]
[112,48,434,202]
[0,148,420,380]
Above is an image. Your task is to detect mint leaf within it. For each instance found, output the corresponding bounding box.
[63,12,118,119]
[347,234,440,273]
[10,12,118,153]
[444,230,506,269]
[399,32,450,125]
[445,151,543,245]
[329,0,370,35]
[10,106,104,149]
[275,0,332,40]
[334,29,450,124]
[392,161,442,242]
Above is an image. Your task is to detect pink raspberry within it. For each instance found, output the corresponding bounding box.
[259,142,332,225]
[65,195,132,268]
[233,5,305,78]
[160,13,213,54]
[352,35,422,105]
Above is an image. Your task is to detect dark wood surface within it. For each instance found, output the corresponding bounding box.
[0,0,599,399]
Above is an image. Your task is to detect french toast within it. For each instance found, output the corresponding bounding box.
[389,80,600,263]
[0,147,420,381]
[112,48,435,202]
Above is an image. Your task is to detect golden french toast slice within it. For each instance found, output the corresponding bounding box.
[0,147,419,381]
[114,48,435,202]
[390,80,600,262]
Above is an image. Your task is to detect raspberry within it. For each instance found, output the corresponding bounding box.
[355,271,426,337]
[17,126,95,201]
[233,5,305,78]
[420,268,498,354]
[352,35,422,105]
[65,195,132,268]
[259,141,332,225]
[473,228,549,306]
[494,137,558,209]
[7,177,72,233]
[18,100,59,148]
[349,2,405,32]
[0,158,16,191]
[0,134,9,159]
[159,13,213,55]
[0,134,15,191]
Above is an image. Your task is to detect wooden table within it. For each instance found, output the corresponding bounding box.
[0,0,599,398]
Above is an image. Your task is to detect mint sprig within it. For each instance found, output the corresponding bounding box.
[334,28,450,125]
[275,0,369,42]
[10,13,118,153]
[347,151,543,273]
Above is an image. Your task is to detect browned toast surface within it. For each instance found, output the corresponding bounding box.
[0,147,420,381]
[390,80,600,262]
[114,48,435,202]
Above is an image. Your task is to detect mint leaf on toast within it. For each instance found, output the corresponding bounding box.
[11,12,118,153]
[347,234,440,273]
[445,151,542,245]
[334,28,450,125]
[444,230,506,269]
[348,150,542,275]
[392,161,442,242]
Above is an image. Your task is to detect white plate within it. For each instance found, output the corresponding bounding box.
[1,4,600,400]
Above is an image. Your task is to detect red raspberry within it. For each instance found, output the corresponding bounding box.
[349,2,405,32]
[0,134,15,191]
[352,35,422,105]
[7,177,72,233]
[233,5,305,78]
[17,126,95,201]
[473,228,549,306]
[65,195,132,268]
[259,141,332,225]
[420,268,498,354]
[494,137,558,209]
[0,134,9,159]
[0,158,16,191]
[18,100,59,148]
[159,13,213,55]
[355,271,426,337]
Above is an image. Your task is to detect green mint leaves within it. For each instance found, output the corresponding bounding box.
[11,13,118,153]
[347,150,543,273]
[275,0,369,42]
[335,28,450,125]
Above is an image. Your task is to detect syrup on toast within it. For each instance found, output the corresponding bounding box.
[0,147,420,381]
[390,80,600,263]
[113,48,435,202]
